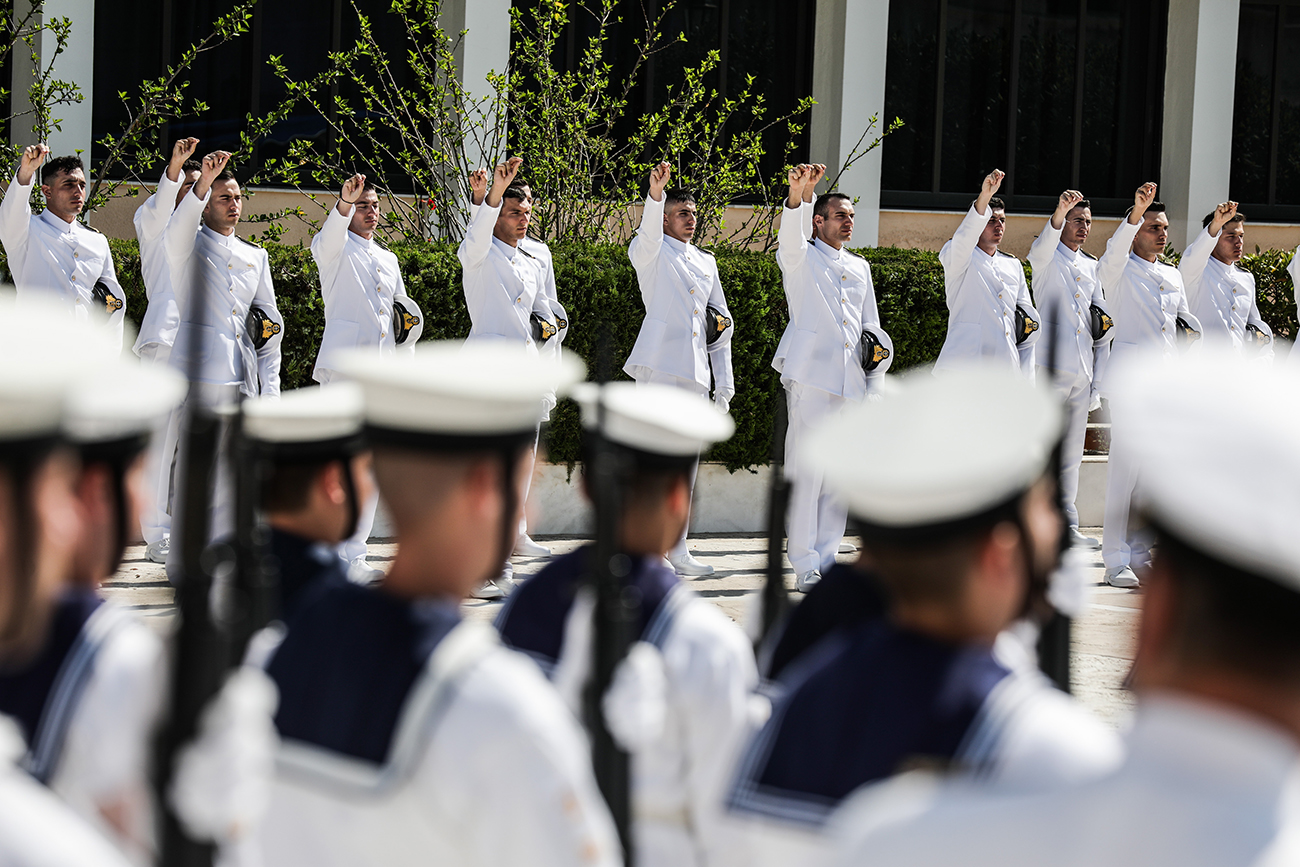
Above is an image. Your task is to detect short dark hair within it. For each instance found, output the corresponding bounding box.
[1202,210,1246,228]
[213,169,237,185]
[988,196,1006,211]
[1124,201,1166,219]
[181,159,203,175]
[1066,199,1092,215]
[43,155,84,181]
[261,461,332,513]
[664,188,695,208]
[1156,528,1300,681]
[361,181,377,194]
[813,192,852,220]
[502,181,530,203]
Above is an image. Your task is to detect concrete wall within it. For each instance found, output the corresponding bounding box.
[10,0,95,159]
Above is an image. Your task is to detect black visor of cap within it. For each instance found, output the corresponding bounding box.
[248,432,368,463]
[579,430,698,473]
[364,423,536,454]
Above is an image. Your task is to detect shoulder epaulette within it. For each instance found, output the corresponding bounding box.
[517,247,537,260]
[996,250,1018,259]
[1080,250,1098,261]
[79,222,103,235]
[695,246,716,258]
[237,235,263,249]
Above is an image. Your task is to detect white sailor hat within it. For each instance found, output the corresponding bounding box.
[804,363,1064,538]
[64,362,186,453]
[570,382,735,462]
[242,384,365,458]
[1110,347,1300,591]
[335,340,585,449]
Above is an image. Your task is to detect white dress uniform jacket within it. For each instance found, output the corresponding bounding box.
[1095,218,1200,394]
[0,715,135,867]
[829,695,1300,867]
[311,205,418,381]
[624,196,735,401]
[772,200,891,399]
[1180,226,1274,361]
[458,200,553,353]
[935,205,1038,375]
[164,190,282,396]
[1027,220,1113,383]
[132,170,183,356]
[0,175,127,348]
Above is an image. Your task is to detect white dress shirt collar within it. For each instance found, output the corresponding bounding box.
[200,224,237,248]
[39,208,76,234]
[812,236,843,261]
[663,234,694,256]
[349,229,375,251]
[491,235,520,261]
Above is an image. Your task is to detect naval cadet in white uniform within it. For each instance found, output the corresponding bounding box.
[248,341,621,867]
[0,349,185,864]
[625,162,736,578]
[469,166,570,561]
[1026,190,1115,551]
[1095,183,1201,589]
[1180,201,1274,363]
[459,158,564,598]
[773,163,894,593]
[0,303,139,867]
[935,169,1040,375]
[310,173,423,581]
[134,138,202,565]
[163,151,283,579]
[497,381,758,867]
[726,365,1122,867]
[0,145,127,348]
[829,348,1300,867]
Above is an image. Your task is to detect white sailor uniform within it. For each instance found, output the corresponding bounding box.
[830,695,1300,867]
[1096,218,1200,577]
[133,171,187,550]
[0,714,135,867]
[935,205,1039,375]
[164,189,283,575]
[498,547,759,867]
[773,199,893,578]
[0,174,127,348]
[726,619,1123,867]
[625,195,736,562]
[1180,226,1274,362]
[1027,220,1115,531]
[255,582,621,867]
[0,589,166,865]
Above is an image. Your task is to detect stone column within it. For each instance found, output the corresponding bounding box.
[442,0,511,173]
[1160,0,1241,249]
[9,0,96,160]
[810,0,891,246]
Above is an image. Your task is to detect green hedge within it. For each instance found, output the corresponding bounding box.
[76,239,1300,469]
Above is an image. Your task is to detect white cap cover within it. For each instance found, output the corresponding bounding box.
[570,382,735,457]
[336,340,586,439]
[243,383,364,445]
[1110,346,1300,591]
[805,364,1064,528]
[64,362,186,445]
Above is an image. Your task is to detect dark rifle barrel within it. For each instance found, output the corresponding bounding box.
[229,414,278,663]
[758,386,792,649]
[1035,284,1072,693]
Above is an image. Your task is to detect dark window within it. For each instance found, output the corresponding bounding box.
[882,0,1167,215]
[1231,1,1300,219]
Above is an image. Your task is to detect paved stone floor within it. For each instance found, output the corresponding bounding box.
[108,529,1138,727]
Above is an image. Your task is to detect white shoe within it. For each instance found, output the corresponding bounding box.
[838,541,858,554]
[348,559,385,585]
[668,552,714,576]
[146,539,170,564]
[514,535,551,557]
[1105,566,1140,589]
[1068,527,1102,550]
[470,581,505,600]
[796,570,822,593]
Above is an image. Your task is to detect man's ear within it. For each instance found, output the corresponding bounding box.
[318,462,347,507]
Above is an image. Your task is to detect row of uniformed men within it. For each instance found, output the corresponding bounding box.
[932,169,1299,591]
[5,288,1300,867]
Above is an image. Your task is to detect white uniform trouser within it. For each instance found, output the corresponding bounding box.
[634,370,709,561]
[1102,432,1151,573]
[138,343,181,547]
[1040,368,1091,529]
[165,384,239,584]
[319,369,380,567]
[784,381,850,576]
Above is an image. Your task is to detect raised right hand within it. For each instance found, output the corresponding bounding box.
[649,161,671,201]
[17,144,49,185]
[340,174,366,205]
[982,169,1006,198]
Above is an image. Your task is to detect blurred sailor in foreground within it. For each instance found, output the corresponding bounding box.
[1097,182,1201,589]
[830,348,1300,867]
[773,163,894,593]
[241,384,374,620]
[1180,201,1274,363]
[0,145,127,349]
[1026,190,1115,551]
[625,162,736,578]
[0,304,141,867]
[469,166,569,562]
[727,365,1121,867]
[497,381,758,867]
[935,170,1039,376]
[247,342,620,867]
[134,137,203,565]
[310,174,422,582]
